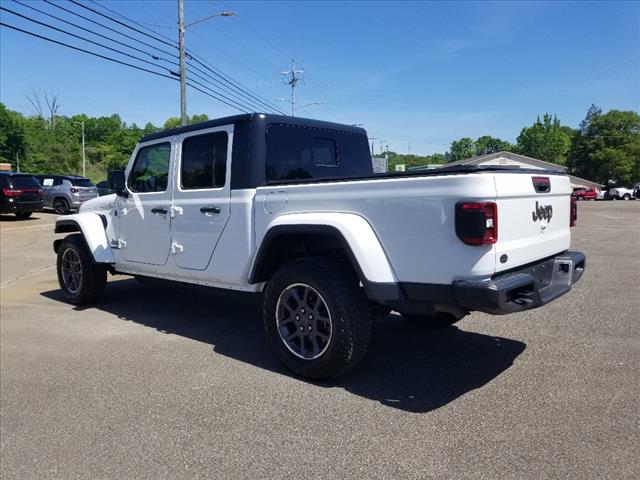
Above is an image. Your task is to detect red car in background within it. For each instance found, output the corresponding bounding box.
[572,187,598,200]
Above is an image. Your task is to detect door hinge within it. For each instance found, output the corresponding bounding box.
[170,206,183,218]
[110,239,127,249]
[171,242,184,254]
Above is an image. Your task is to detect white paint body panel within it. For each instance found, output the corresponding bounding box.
[58,130,573,292]
[494,174,571,271]
[253,174,501,284]
[56,213,115,264]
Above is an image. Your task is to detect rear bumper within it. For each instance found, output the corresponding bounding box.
[451,251,585,314]
[0,200,44,213]
[369,250,586,316]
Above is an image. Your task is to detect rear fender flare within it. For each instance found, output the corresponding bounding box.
[251,212,396,284]
[54,214,114,264]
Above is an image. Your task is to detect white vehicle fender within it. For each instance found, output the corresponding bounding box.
[54,214,115,264]
[251,212,396,284]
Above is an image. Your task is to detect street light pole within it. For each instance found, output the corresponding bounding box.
[178,0,187,126]
[177,3,235,126]
[81,121,86,177]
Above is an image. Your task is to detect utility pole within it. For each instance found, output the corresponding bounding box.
[178,0,187,126]
[16,152,20,172]
[282,59,304,116]
[369,137,378,156]
[80,122,86,177]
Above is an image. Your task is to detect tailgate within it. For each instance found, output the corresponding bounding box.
[494,173,571,273]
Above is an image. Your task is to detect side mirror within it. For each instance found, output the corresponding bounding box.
[107,170,128,198]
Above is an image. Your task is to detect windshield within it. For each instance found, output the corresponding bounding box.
[70,178,94,187]
[6,175,41,189]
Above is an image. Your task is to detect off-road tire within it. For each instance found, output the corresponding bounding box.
[263,258,372,379]
[15,211,32,219]
[56,234,107,305]
[53,198,70,215]
[403,312,464,328]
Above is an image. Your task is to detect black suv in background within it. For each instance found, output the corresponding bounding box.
[0,172,44,219]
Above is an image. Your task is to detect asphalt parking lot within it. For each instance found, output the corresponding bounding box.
[1,202,639,479]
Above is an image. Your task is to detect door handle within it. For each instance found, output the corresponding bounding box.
[151,207,168,215]
[200,206,221,215]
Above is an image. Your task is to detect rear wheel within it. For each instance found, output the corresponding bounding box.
[53,198,70,215]
[402,312,464,328]
[263,258,372,379]
[15,211,32,219]
[623,193,631,200]
[56,234,107,305]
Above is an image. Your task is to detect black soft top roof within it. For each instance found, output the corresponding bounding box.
[140,113,367,143]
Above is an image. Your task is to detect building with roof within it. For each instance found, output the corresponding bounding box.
[442,151,601,189]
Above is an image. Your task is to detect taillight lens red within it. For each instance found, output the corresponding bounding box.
[455,202,498,245]
[2,188,22,197]
[570,196,577,227]
[69,187,80,193]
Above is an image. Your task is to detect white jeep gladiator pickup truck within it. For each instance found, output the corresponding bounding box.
[53,114,585,378]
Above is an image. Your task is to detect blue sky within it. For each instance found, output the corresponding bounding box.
[1,0,638,155]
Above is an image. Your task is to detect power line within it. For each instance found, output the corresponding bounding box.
[90,0,177,43]
[42,0,176,58]
[43,0,281,113]
[68,0,178,49]
[185,80,249,113]
[0,22,253,114]
[93,0,173,30]
[0,22,174,80]
[186,62,274,112]
[187,55,285,113]
[11,0,178,67]
[0,6,175,73]
[78,0,285,114]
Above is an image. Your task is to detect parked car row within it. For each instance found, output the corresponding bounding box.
[1,172,99,219]
[572,186,640,201]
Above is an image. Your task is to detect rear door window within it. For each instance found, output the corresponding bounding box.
[180,131,228,190]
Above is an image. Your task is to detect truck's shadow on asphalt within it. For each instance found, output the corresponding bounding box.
[41,278,526,414]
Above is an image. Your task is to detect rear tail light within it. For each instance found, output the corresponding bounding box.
[70,187,80,193]
[2,188,22,197]
[455,202,498,245]
[570,196,577,227]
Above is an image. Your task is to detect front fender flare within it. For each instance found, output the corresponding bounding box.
[54,214,114,264]
[251,212,396,284]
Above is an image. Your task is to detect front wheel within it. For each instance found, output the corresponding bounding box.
[263,258,372,379]
[56,234,107,305]
[15,211,32,219]
[402,312,464,328]
[623,193,631,200]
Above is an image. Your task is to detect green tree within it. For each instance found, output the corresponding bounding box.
[163,114,209,129]
[517,113,571,164]
[474,135,515,155]
[449,137,476,161]
[568,109,640,185]
[0,103,27,168]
